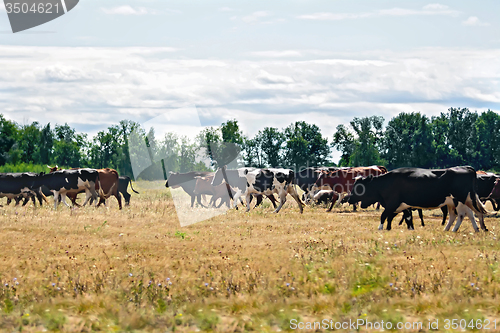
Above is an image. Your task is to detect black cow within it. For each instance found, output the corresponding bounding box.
[211,166,304,213]
[31,169,100,209]
[0,172,47,207]
[398,207,449,229]
[346,166,488,232]
[477,174,500,210]
[165,171,213,208]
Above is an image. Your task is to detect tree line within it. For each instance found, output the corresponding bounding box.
[0,107,499,179]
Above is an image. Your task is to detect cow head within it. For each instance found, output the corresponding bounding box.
[211,165,226,187]
[346,175,379,208]
[47,165,59,173]
[165,172,179,188]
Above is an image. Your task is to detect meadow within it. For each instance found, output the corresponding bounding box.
[1,181,500,332]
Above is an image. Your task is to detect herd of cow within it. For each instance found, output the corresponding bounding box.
[0,166,139,210]
[2,164,500,232]
[166,165,500,232]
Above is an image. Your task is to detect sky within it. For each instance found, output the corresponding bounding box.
[0,0,499,163]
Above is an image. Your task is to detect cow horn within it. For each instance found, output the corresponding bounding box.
[47,165,51,169]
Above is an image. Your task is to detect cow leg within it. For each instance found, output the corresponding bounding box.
[190,195,195,208]
[274,192,287,213]
[267,194,278,209]
[245,193,252,212]
[352,203,358,211]
[399,209,413,229]
[326,196,336,212]
[444,205,458,231]
[114,191,122,210]
[27,194,35,207]
[335,192,345,208]
[475,212,488,231]
[81,190,92,207]
[231,190,243,209]
[53,192,60,209]
[452,203,477,232]
[379,209,391,230]
[417,209,424,227]
[196,195,207,208]
[398,211,406,226]
[254,194,263,208]
[441,206,448,225]
[386,213,398,231]
[60,193,71,208]
[6,198,12,205]
[89,185,99,207]
[375,202,381,210]
[123,192,131,206]
[288,190,304,214]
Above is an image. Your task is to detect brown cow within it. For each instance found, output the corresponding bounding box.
[48,166,122,209]
[194,176,238,208]
[313,165,387,212]
[487,178,500,205]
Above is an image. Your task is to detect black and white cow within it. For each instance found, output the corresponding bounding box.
[0,172,47,207]
[211,166,304,213]
[31,169,100,209]
[345,166,488,232]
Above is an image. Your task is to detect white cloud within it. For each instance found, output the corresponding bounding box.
[101,6,156,15]
[0,46,499,146]
[423,4,449,10]
[298,4,459,20]
[242,11,271,23]
[462,16,490,26]
[250,50,303,58]
[219,7,235,12]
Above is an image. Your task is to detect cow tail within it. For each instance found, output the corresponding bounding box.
[97,173,105,198]
[129,180,140,194]
[103,182,117,199]
[40,190,48,203]
[472,193,489,215]
[470,173,489,215]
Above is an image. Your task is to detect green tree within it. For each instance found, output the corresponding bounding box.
[383,113,433,168]
[0,115,19,165]
[38,123,53,165]
[256,127,285,167]
[283,121,330,168]
[53,124,86,167]
[333,116,384,167]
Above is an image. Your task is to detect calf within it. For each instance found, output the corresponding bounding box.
[165,171,214,208]
[194,175,277,209]
[0,172,47,207]
[304,190,339,206]
[211,166,303,214]
[313,165,387,211]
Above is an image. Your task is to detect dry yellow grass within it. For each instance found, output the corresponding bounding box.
[1,181,500,332]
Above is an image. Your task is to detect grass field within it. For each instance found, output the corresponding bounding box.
[1,181,500,332]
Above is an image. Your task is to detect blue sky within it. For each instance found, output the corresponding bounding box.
[0,1,499,162]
